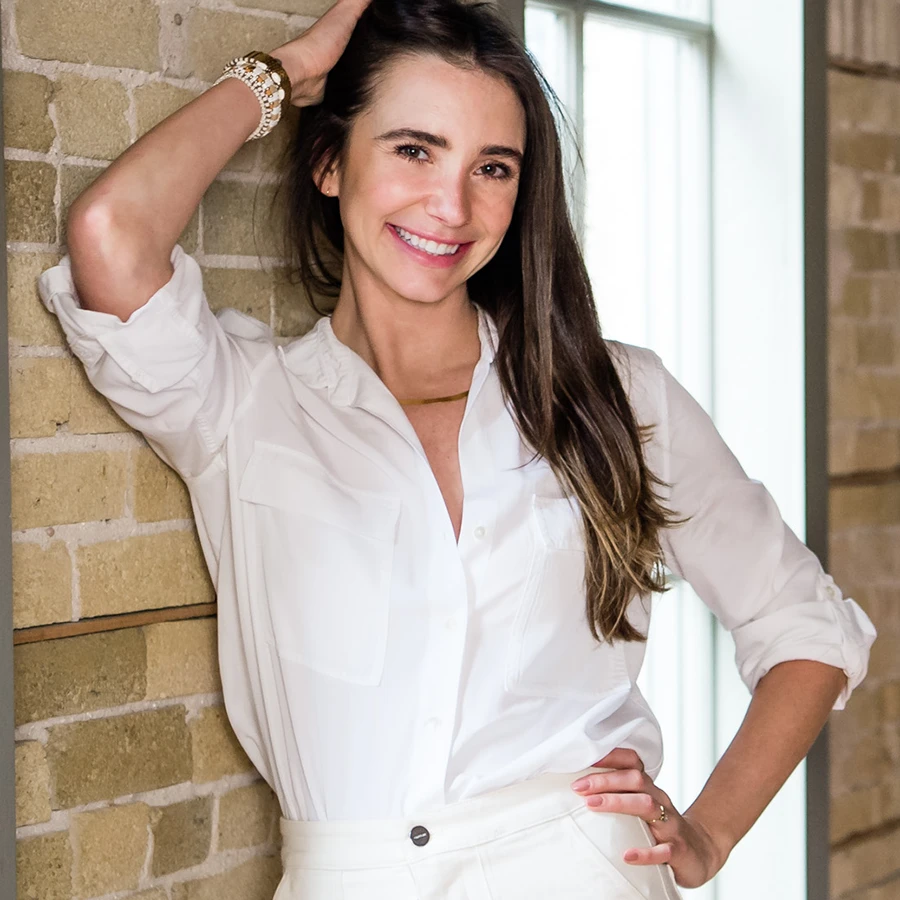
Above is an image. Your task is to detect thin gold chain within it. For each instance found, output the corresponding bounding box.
[398,390,470,407]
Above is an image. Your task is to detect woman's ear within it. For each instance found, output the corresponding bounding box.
[314,160,341,198]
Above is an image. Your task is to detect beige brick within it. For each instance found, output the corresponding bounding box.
[133,892,168,900]
[831,785,881,844]
[8,252,66,346]
[47,706,191,807]
[14,629,146,726]
[55,73,130,160]
[5,160,57,244]
[873,272,900,317]
[11,450,127,531]
[837,274,873,318]
[862,178,882,221]
[72,802,150,897]
[171,854,282,900]
[135,81,199,136]
[844,227,891,271]
[133,447,193,522]
[60,163,106,244]
[830,482,900,530]
[841,823,900,892]
[202,179,281,256]
[880,176,900,226]
[190,706,254,783]
[151,796,212,876]
[855,427,900,471]
[16,831,72,900]
[829,69,899,133]
[145,617,220,700]
[15,741,52,827]
[218,781,278,850]
[830,165,862,227]
[274,272,323,338]
[16,0,160,71]
[831,370,900,420]
[12,541,72,630]
[830,318,857,371]
[201,267,272,323]
[831,132,897,173]
[78,529,215,617]
[68,359,132,434]
[9,357,71,438]
[186,8,287,84]
[233,0,332,14]
[2,70,55,152]
[856,321,895,366]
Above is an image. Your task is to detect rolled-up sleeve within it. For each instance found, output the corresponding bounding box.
[37,242,273,479]
[654,353,876,709]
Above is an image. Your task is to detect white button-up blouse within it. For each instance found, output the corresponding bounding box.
[38,243,876,821]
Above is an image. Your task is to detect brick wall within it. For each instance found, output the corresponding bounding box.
[828,2,900,898]
[3,0,326,896]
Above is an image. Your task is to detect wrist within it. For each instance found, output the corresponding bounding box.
[269,44,316,104]
[681,806,736,874]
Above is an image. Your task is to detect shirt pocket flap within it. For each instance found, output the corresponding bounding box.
[238,439,400,543]
[533,495,585,551]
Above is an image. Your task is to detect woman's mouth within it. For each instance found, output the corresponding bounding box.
[387,224,473,268]
[393,225,461,256]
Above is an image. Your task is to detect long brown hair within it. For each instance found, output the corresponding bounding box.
[271,0,686,642]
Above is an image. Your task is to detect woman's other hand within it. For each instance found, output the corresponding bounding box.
[572,749,732,889]
[271,0,373,107]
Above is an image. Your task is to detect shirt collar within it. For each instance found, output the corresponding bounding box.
[282,304,498,408]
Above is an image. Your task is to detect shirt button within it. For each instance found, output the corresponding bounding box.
[425,716,441,729]
[473,525,486,539]
[410,824,430,846]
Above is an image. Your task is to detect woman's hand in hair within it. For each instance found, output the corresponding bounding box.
[574,749,731,888]
[270,0,373,107]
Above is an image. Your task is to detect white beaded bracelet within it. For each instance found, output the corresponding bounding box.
[213,51,291,141]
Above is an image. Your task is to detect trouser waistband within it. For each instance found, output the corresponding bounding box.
[280,765,610,870]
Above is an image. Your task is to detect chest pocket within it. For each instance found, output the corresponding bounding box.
[505,496,630,701]
[238,439,400,686]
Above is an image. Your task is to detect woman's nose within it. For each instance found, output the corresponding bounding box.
[424,173,471,228]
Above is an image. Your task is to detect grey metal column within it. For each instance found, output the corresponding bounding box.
[0,29,17,900]
[803,0,830,897]
[495,0,526,40]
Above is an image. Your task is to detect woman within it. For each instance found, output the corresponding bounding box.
[38,0,875,897]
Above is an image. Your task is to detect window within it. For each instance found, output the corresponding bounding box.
[520,1,818,896]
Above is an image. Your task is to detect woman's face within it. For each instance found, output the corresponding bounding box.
[323,53,526,307]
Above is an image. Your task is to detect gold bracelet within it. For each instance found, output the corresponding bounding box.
[213,50,292,141]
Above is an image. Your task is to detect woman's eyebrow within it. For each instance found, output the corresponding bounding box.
[376,127,524,166]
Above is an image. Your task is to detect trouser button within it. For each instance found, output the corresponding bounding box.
[409,824,430,846]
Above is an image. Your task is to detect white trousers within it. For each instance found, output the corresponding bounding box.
[276,766,683,899]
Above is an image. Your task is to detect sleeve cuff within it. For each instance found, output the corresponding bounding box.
[36,243,212,394]
[732,573,877,710]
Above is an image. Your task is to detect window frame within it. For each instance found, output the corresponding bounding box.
[502,0,831,895]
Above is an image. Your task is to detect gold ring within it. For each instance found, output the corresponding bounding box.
[648,804,669,824]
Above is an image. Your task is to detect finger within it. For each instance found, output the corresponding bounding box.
[583,791,659,820]
[624,843,674,866]
[571,768,648,795]
[589,748,645,772]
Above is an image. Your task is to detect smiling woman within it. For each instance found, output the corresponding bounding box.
[34,0,875,898]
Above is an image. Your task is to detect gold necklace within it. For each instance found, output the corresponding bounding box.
[398,390,470,406]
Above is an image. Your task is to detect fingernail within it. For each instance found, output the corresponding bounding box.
[570,777,590,792]
[624,850,639,863]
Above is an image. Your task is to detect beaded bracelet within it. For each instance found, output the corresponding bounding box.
[213,50,292,141]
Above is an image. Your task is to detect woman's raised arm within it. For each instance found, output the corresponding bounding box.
[65,0,371,322]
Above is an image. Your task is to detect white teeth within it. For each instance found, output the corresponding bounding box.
[396,226,460,256]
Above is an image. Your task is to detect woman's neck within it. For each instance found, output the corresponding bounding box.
[330,265,481,399]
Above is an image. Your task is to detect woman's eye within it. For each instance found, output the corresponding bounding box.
[481,163,512,180]
[397,145,428,162]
